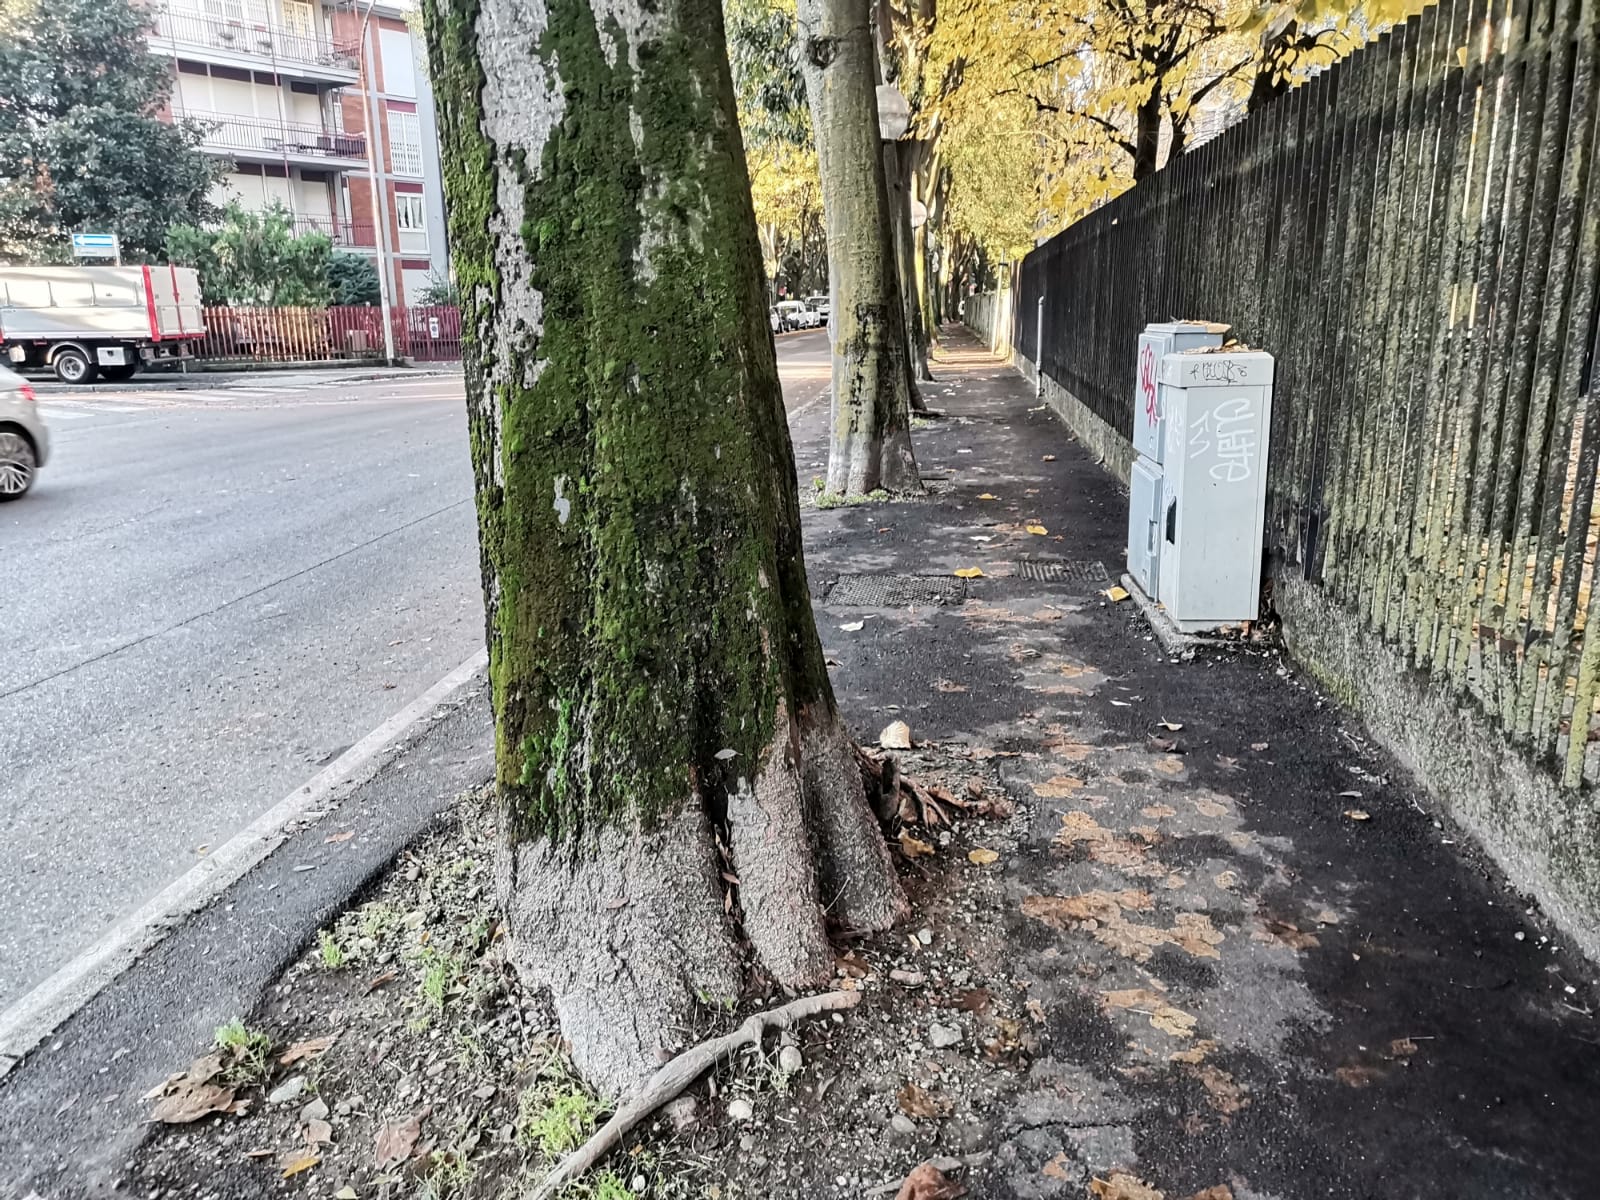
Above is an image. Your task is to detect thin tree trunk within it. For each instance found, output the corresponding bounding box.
[892,140,934,383]
[796,0,922,495]
[421,0,906,1099]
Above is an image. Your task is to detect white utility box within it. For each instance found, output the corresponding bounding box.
[1156,348,1274,632]
[1132,321,1229,464]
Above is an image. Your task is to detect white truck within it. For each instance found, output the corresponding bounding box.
[0,265,205,384]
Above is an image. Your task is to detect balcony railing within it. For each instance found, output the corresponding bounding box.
[183,111,367,163]
[151,10,359,73]
[288,214,377,247]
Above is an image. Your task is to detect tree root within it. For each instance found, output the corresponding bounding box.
[857,747,1010,827]
[531,991,862,1199]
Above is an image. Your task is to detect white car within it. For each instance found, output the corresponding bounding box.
[0,363,48,500]
[776,300,822,331]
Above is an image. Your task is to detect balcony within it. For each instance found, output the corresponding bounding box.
[288,214,378,248]
[185,111,368,169]
[149,10,360,85]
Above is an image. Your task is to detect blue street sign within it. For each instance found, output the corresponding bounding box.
[71,232,119,257]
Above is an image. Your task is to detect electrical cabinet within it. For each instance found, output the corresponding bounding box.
[1132,321,1229,464]
[1156,349,1275,632]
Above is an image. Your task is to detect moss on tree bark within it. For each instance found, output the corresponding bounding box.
[421,0,906,1097]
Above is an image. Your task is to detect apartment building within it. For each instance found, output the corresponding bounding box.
[148,0,450,304]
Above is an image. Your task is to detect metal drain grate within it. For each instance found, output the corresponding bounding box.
[1016,557,1111,586]
[824,574,969,607]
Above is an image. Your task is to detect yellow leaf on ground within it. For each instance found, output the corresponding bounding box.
[968,847,1000,865]
[1105,585,1131,602]
[955,567,985,578]
[1025,524,1049,535]
[899,831,935,859]
[978,493,998,500]
[280,1153,320,1179]
[879,720,913,750]
[1344,808,1372,821]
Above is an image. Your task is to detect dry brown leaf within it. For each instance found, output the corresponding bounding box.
[1212,870,1239,891]
[1169,1039,1217,1065]
[1388,1038,1419,1059]
[1344,808,1372,821]
[1130,825,1160,841]
[879,720,913,750]
[1088,839,1153,870]
[1052,809,1107,843]
[373,1109,427,1169]
[895,1162,968,1200]
[1191,1065,1248,1115]
[1335,1065,1382,1088]
[279,1035,336,1067]
[1163,873,1187,890]
[1152,757,1185,777]
[1171,913,1224,959]
[1089,1171,1165,1200]
[899,831,935,859]
[366,969,398,994]
[896,1082,952,1119]
[967,847,1000,866]
[149,1081,236,1125]
[1157,719,1184,731]
[304,1118,333,1145]
[1193,796,1228,818]
[1042,454,1057,462]
[1035,775,1088,799]
[325,830,356,844]
[1141,804,1178,819]
[1257,920,1320,951]
[933,679,967,693]
[1042,1152,1072,1180]
[279,1152,320,1178]
[1313,908,1341,926]
[1102,988,1197,1038]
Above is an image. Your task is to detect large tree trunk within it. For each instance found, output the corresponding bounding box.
[796,0,922,495]
[892,140,935,384]
[421,0,907,1100]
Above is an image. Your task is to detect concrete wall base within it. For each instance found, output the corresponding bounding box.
[1274,570,1600,963]
[1015,353,1135,486]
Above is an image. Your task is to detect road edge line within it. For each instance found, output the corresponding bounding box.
[0,647,489,1075]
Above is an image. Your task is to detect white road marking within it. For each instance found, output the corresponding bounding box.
[0,647,489,1075]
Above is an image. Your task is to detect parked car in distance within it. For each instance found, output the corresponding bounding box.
[769,308,783,334]
[0,362,48,499]
[804,294,831,319]
[776,300,822,331]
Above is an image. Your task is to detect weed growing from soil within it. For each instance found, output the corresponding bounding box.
[213,1018,271,1086]
[317,929,347,970]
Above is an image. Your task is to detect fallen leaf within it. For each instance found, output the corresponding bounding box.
[899,831,935,859]
[1213,870,1238,890]
[1335,1065,1381,1088]
[1042,454,1057,462]
[1157,720,1184,731]
[879,720,913,750]
[967,847,1000,865]
[1193,796,1228,818]
[1191,1064,1248,1115]
[1388,1038,1419,1059]
[149,1082,236,1125]
[279,1152,320,1178]
[1215,755,1240,771]
[244,1148,274,1160]
[1026,998,1047,1022]
[1089,1171,1165,1200]
[1171,913,1225,958]
[1344,809,1372,821]
[1103,988,1197,1038]
[279,1035,336,1067]
[895,1162,968,1200]
[1338,790,1364,798]
[1169,1039,1218,1064]
[1021,889,1152,928]
[1141,804,1178,819]
[1042,1152,1072,1180]
[714,748,738,761]
[1152,757,1185,776]
[1034,775,1086,799]
[1104,585,1131,602]
[1025,524,1049,535]
[325,830,355,844]
[839,620,866,632]
[335,1189,360,1200]
[933,678,967,693]
[373,1109,427,1169]
[1313,908,1341,926]
[304,1118,333,1145]
[366,970,398,994]
[896,1082,951,1118]
[1257,919,1320,951]
[1250,742,1269,752]
[955,567,985,579]
[978,493,997,500]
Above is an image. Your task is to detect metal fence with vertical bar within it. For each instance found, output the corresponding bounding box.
[985,0,1600,785]
[189,306,464,366]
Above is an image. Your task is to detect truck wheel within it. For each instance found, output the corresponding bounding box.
[53,346,97,385]
[100,362,139,382]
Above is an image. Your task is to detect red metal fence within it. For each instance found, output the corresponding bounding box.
[191,306,463,365]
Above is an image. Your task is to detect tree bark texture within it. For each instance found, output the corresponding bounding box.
[421,0,907,1099]
[796,0,922,494]
[891,140,934,384]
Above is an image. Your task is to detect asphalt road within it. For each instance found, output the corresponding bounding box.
[0,331,832,1015]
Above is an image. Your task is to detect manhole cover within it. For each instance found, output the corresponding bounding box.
[823,574,968,607]
[1017,557,1111,586]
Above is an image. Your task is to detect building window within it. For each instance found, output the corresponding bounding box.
[389,110,423,177]
[395,193,427,236]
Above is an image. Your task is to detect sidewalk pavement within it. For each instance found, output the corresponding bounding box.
[793,327,1600,1199]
